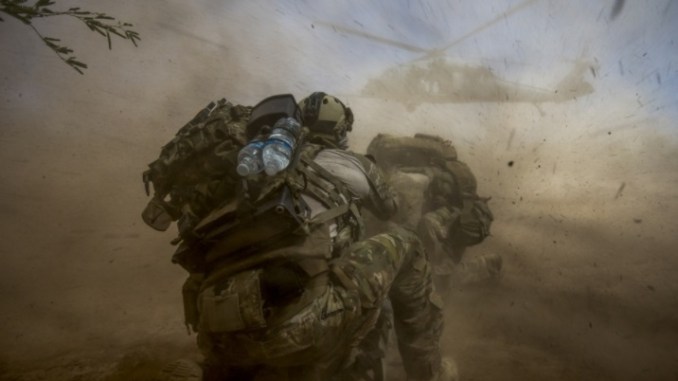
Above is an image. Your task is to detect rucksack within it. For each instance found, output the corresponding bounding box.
[144,95,370,344]
[141,99,251,232]
[366,133,457,169]
[366,133,493,246]
[169,94,364,273]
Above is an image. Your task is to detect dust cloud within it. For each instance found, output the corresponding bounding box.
[0,0,676,380]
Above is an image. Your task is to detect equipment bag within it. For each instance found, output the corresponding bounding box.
[141,99,251,231]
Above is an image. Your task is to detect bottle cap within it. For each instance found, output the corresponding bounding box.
[237,163,251,176]
[237,156,256,176]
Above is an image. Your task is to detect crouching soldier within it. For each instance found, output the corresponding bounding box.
[144,93,455,381]
[366,133,499,292]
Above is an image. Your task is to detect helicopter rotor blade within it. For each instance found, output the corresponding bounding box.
[414,0,542,62]
[314,21,433,54]
[316,0,541,62]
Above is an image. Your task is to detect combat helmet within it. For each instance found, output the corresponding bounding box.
[298,92,354,149]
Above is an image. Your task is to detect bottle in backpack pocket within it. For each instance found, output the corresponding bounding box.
[262,117,301,176]
[237,140,265,176]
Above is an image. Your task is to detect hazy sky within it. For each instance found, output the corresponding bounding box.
[2,0,676,121]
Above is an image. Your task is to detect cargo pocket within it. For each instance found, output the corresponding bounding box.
[198,269,267,333]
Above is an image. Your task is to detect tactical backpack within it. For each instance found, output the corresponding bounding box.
[169,95,364,333]
[141,99,251,233]
[187,95,363,267]
[176,142,365,342]
[366,133,458,167]
[366,133,493,247]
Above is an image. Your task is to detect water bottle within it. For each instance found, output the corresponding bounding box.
[262,117,301,176]
[236,140,265,176]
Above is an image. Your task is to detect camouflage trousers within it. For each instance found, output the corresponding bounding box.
[197,227,444,381]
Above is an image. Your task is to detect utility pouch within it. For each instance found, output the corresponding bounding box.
[198,269,266,333]
[141,197,175,231]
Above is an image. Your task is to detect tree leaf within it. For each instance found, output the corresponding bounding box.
[68,59,87,69]
[3,0,141,73]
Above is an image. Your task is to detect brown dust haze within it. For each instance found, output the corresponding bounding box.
[0,1,677,380]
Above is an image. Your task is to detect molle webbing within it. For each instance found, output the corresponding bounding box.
[145,99,249,195]
[201,230,332,291]
[300,155,363,236]
[199,189,309,265]
[299,156,349,206]
[197,144,363,286]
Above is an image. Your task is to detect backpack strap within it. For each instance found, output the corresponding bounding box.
[300,155,364,241]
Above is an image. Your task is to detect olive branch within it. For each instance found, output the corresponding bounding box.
[0,0,140,74]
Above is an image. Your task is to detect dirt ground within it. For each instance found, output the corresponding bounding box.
[1,1,677,380]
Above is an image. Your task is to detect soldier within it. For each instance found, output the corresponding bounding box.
[366,133,499,292]
[144,93,454,381]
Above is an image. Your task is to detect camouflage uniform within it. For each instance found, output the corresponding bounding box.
[198,226,442,381]
[191,146,443,381]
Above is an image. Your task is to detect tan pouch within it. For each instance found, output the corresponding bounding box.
[141,197,173,231]
[198,269,266,333]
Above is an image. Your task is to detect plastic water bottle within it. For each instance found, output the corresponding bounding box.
[236,140,265,176]
[262,117,301,176]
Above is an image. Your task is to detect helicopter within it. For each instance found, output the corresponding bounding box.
[317,0,600,111]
